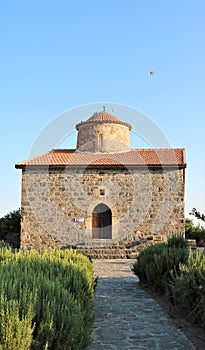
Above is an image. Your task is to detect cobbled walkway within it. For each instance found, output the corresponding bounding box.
[90,260,195,350]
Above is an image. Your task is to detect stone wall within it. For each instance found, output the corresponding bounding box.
[20,166,185,250]
[77,123,130,153]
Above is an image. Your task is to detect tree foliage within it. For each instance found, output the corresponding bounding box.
[185,218,205,245]
[0,209,21,242]
[190,208,205,222]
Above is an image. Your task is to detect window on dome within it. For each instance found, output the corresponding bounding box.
[99,134,103,148]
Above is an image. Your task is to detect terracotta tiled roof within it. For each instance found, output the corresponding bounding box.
[87,111,120,123]
[76,111,132,130]
[15,148,186,169]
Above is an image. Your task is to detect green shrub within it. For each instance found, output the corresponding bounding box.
[0,295,35,350]
[0,242,8,249]
[168,250,205,326]
[132,242,166,285]
[31,275,87,350]
[167,233,188,249]
[0,248,95,350]
[132,234,189,291]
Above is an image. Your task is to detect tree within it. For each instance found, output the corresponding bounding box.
[190,208,205,222]
[0,209,21,242]
[185,218,195,235]
[185,218,205,246]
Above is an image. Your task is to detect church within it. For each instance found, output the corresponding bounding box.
[15,110,186,255]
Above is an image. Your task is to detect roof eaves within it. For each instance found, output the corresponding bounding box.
[15,163,186,170]
[182,148,187,167]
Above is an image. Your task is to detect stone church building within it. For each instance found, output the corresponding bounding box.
[16,111,186,255]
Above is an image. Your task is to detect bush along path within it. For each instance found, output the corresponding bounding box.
[91,259,195,350]
[132,234,205,328]
[0,245,95,350]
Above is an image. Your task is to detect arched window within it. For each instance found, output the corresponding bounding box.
[92,203,112,239]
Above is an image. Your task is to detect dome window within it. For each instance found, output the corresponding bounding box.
[99,133,103,149]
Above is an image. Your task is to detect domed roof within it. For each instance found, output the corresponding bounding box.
[87,111,120,123]
[76,110,132,130]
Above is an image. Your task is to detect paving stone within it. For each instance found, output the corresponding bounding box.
[90,260,195,350]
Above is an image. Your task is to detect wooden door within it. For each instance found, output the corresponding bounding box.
[92,203,112,239]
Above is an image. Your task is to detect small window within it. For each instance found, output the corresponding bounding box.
[100,189,105,195]
[99,134,103,148]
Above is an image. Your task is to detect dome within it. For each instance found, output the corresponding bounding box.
[76,110,132,153]
[87,111,120,123]
[76,111,132,131]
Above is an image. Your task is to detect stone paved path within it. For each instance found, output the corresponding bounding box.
[90,260,195,350]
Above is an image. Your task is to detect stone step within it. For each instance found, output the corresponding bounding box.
[76,246,141,259]
[75,238,155,259]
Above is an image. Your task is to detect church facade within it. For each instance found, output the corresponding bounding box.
[15,111,186,251]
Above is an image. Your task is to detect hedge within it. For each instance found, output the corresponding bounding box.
[0,246,95,349]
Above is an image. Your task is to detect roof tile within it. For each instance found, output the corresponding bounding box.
[15,148,186,169]
[76,111,132,130]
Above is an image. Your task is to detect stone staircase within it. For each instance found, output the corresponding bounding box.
[75,238,154,259]
[75,237,198,259]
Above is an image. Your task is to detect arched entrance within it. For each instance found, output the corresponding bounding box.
[92,203,112,239]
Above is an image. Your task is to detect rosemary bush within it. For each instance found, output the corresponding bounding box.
[168,250,205,326]
[132,234,189,291]
[0,247,95,349]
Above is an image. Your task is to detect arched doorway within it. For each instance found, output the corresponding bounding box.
[92,203,112,239]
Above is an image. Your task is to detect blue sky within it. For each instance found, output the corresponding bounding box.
[0,0,205,224]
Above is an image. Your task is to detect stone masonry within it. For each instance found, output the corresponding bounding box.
[76,123,131,153]
[20,166,185,250]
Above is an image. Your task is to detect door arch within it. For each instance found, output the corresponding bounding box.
[92,203,112,239]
